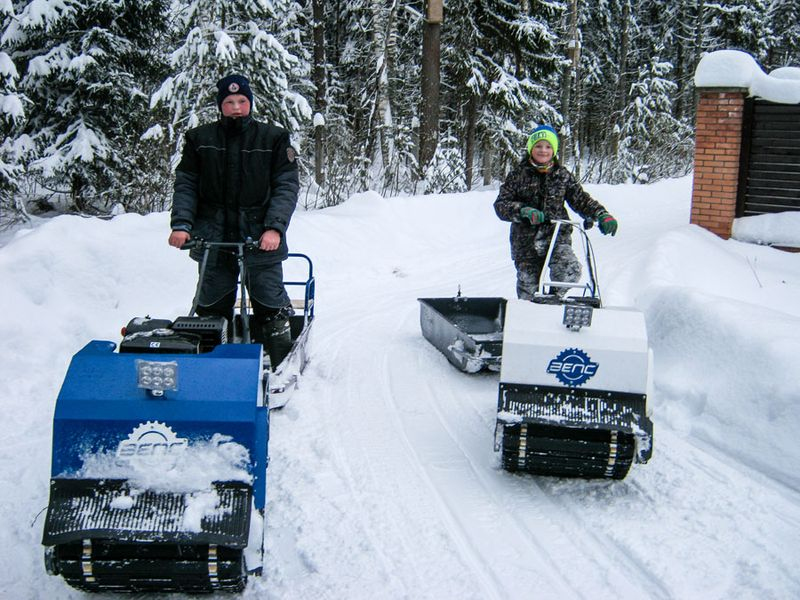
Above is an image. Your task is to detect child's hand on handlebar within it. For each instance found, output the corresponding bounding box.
[520,207,546,225]
[597,212,618,236]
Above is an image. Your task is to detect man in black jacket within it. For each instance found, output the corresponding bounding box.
[168,74,298,364]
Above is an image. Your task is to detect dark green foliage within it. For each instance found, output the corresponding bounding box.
[7,0,171,214]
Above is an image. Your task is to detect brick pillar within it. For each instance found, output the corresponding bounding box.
[690,89,747,239]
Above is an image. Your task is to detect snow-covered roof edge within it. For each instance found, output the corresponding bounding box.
[694,50,800,104]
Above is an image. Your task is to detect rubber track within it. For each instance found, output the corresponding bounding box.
[48,540,247,593]
[500,423,635,479]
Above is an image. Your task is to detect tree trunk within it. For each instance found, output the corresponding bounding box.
[560,0,579,166]
[482,135,492,186]
[465,95,477,190]
[312,0,326,186]
[693,1,706,114]
[612,0,631,156]
[419,0,442,177]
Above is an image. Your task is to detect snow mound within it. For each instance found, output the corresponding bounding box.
[695,49,800,103]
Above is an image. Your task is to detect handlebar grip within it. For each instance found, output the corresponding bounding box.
[180,238,205,250]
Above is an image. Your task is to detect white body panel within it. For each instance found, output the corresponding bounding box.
[500,299,650,395]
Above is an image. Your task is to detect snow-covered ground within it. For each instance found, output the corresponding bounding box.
[1,175,799,599]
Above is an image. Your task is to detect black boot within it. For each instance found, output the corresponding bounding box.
[262,314,292,369]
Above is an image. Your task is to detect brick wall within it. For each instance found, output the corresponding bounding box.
[690,89,747,239]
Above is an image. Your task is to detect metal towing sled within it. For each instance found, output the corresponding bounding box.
[42,242,314,593]
[418,295,506,373]
[420,220,653,479]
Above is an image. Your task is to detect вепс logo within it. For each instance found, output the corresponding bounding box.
[546,348,599,387]
[116,421,188,465]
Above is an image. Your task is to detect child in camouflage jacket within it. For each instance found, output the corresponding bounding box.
[494,125,618,300]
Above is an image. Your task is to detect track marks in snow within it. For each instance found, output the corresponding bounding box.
[382,310,675,599]
[540,424,800,599]
[265,302,488,599]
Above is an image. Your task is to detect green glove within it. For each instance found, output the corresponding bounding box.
[520,207,545,225]
[597,211,618,236]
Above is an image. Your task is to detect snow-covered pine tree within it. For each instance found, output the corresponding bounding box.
[307,1,378,204]
[612,55,692,183]
[307,0,422,205]
[149,0,312,169]
[5,0,171,214]
[704,0,772,64]
[596,0,693,183]
[574,0,693,183]
[576,0,626,180]
[766,0,800,69]
[422,129,467,193]
[443,0,564,187]
[440,0,483,188]
[660,0,708,123]
[0,0,26,224]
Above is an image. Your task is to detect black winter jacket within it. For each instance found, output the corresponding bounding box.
[494,158,606,261]
[171,115,299,265]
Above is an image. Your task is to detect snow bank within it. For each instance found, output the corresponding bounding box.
[631,226,800,489]
[732,211,800,247]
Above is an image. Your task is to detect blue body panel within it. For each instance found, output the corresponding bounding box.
[51,341,269,509]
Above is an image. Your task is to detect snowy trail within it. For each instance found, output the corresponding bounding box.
[387,326,669,600]
[259,183,800,599]
[266,292,669,600]
[3,179,800,599]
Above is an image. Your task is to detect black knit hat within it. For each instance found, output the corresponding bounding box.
[216,74,253,110]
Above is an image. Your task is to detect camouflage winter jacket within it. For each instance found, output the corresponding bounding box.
[494,158,607,261]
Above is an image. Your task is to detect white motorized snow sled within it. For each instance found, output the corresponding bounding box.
[42,240,314,593]
[420,219,653,479]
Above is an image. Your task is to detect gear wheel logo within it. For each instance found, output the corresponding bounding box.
[546,348,599,387]
[116,420,188,465]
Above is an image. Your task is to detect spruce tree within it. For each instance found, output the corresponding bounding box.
[149,0,312,167]
[6,0,170,213]
[766,0,800,68]
[0,1,25,224]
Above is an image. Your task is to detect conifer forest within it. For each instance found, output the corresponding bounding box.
[1,0,798,222]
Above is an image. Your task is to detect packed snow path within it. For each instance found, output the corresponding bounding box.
[2,177,799,599]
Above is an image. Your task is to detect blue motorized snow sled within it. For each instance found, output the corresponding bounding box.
[42,241,314,593]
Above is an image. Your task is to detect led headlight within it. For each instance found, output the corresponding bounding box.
[563,303,593,331]
[136,359,178,396]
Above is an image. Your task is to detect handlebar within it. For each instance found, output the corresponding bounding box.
[180,238,260,251]
[547,217,594,230]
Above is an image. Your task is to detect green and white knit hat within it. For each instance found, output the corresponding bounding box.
[526,125,559,157]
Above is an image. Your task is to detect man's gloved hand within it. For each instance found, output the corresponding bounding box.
[597,211,618,236]
[520,207,545,225]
